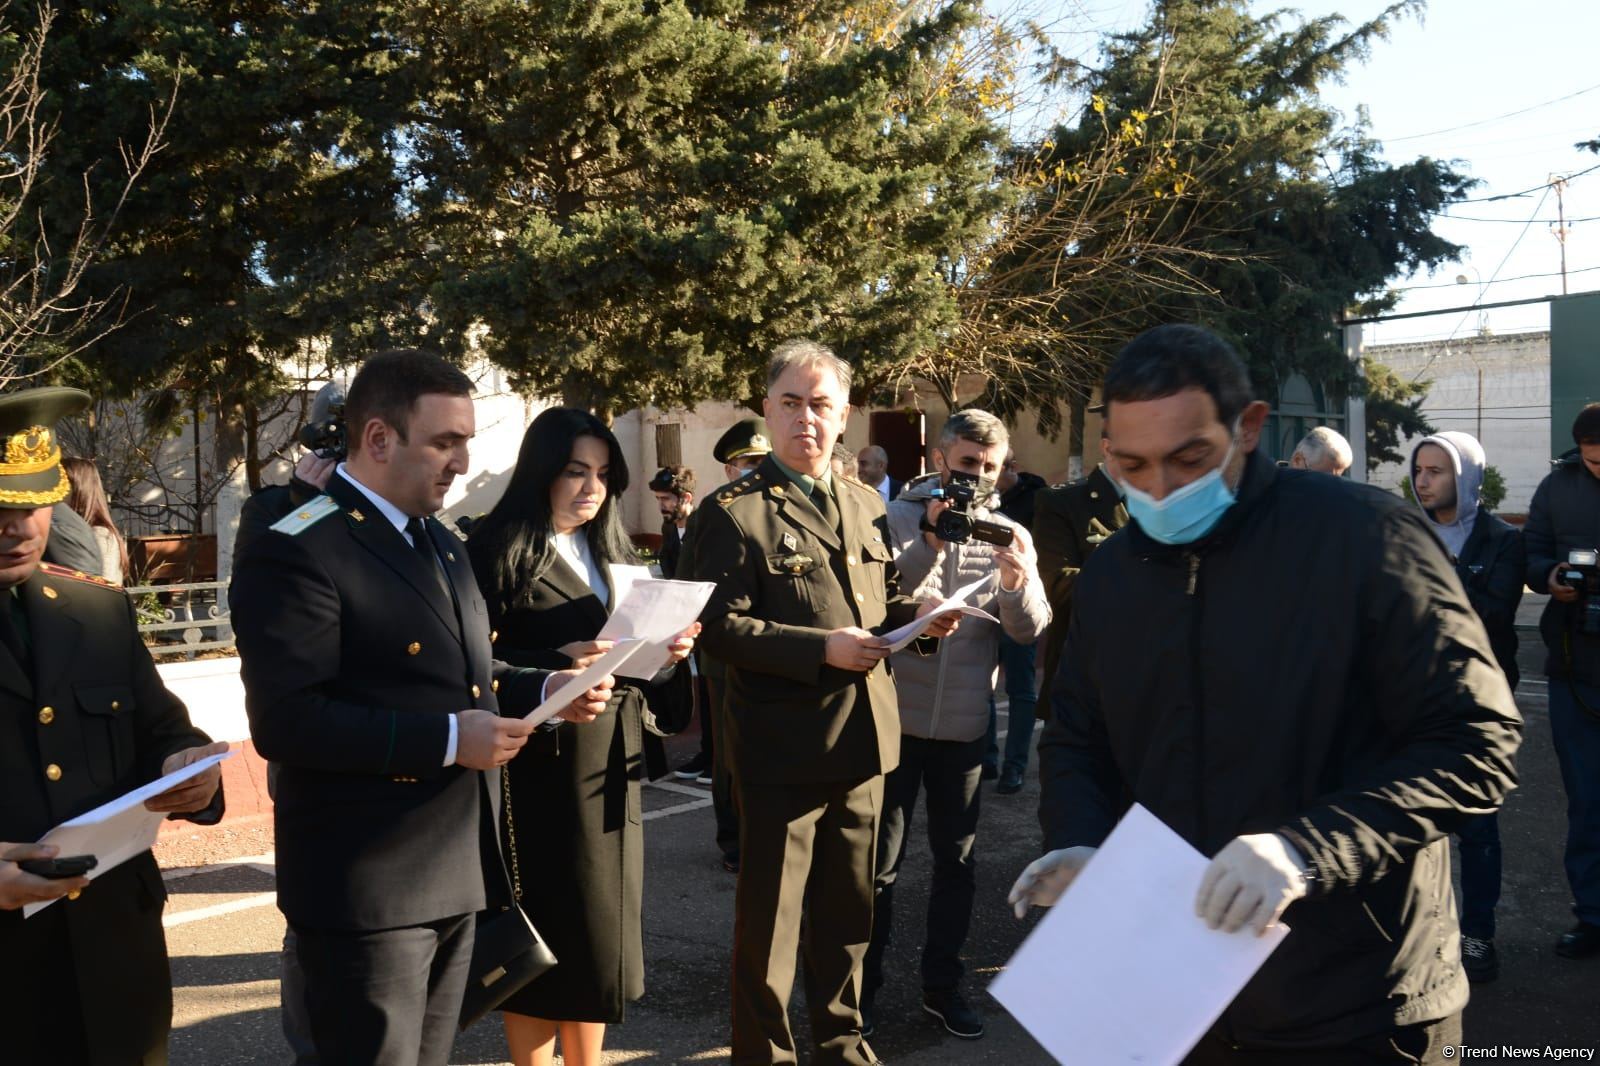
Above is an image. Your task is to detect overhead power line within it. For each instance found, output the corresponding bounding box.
[1386,82,1600,143]
[1440,214,1600,224]
[1455,163,1600,204]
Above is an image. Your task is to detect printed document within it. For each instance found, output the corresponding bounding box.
[26,749,235,918]
[525,639,648,726]
[598,569,716,678]
[990,804,1289,1064]
[881,573,999,652]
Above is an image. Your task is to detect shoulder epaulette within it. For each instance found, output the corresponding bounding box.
[270,493,342,535]
[716,471,768,508]
[37,561,118,588]
[837,474,874,495]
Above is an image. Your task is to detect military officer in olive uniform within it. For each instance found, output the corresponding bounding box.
[230,351,609,1066]
[681,417,773,872]
[0,387,227,1066]
[695,341,955,1066]
[1031,460,1129,715]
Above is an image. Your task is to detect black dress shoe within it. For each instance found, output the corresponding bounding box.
[997,768,1024,794]
[922,989,985,1039]
[1556,921,1600,959]
[860,999,877,1038]
[721,854,740,875]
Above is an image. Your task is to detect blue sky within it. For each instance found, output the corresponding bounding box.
[1023,0,1600,344]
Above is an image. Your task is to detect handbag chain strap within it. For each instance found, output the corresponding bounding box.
[501,765,523,903]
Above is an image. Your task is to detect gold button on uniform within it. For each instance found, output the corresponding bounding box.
[67,890,81,901]
[41,586,57,600]
[45,763,62,781]
[471,684,481,699]
[490,630,498,643]
[491,679,500,694]
[110,700,121,712]
[855,592,865,603]
[847,556,857,567]
[407,642,421,656]
[37,706,54,725]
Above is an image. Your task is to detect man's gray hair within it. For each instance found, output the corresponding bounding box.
[938,408,1008,451]
[766,338,853,395]
[1293,426,1353,473]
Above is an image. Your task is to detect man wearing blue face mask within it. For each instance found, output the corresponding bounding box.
[1008,324,1523,1063]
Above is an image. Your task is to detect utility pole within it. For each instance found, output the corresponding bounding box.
[1553,173,1570,295]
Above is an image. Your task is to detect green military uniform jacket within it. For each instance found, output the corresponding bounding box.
[1033,465,1129,714]
[695,455,923,784]
[0,562,221,1065]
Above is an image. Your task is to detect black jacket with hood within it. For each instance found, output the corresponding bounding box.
[1038,449,1522,1049]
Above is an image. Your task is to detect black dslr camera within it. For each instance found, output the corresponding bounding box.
[927,470,1015,547]
[1559,548,1600,636]
[296,400,347,461]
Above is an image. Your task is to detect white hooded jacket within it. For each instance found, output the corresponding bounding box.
[1406,431,1486,558]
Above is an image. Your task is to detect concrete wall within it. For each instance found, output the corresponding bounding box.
[1366,331,1550,514]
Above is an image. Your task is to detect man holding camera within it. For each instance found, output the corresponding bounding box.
[1410,431,1525,982]
[863,409,1049,1041]
[1524,403,1600,960]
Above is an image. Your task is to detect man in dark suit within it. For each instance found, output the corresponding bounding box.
[1030,460,1128,716]
[649,465,695,581]
[857,445,904,505]
[0,386,226,1066]
[230,350,609,1066]
[696,340,955,1066]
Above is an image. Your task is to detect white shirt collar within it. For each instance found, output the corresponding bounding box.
[876,478,891,503]
[335,463,415,540]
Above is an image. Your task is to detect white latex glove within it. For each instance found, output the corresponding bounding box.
[1007,846,1098,919]
[1194,833,1309,936]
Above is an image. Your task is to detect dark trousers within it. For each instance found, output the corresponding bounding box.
[1456,813,1502,939]
[1549,676,1600,924]
[731,775,882,1066]
[1186,1013,1461,1064]
[706,675,740,862]
[697,674,717,766]
[864,733,984,998]
[983,635,1038,775]
[293,913,474,1066]
[281,927,319,1064]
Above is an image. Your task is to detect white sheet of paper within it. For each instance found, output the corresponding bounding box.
[524,638,647,726]
[882,573,1000,652]
[607,564,654,612]
[25,749,235,918]
[990,805,1288,1065]
[597,574,715,679]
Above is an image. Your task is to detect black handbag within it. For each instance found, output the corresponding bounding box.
[459,767,557,1030]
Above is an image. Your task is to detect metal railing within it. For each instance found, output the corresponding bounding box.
[130,580,234,658]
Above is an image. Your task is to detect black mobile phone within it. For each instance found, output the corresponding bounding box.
[17,855,97,879]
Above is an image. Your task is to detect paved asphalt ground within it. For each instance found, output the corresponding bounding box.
[165,619,1600,1064]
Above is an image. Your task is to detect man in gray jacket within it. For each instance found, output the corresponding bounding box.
[861,408,1049,1041]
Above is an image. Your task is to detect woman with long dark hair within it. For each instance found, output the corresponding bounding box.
[467,407,698,1066]
[62,456,128,584]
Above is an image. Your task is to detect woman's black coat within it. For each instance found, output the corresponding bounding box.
[472,548,691,1023]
